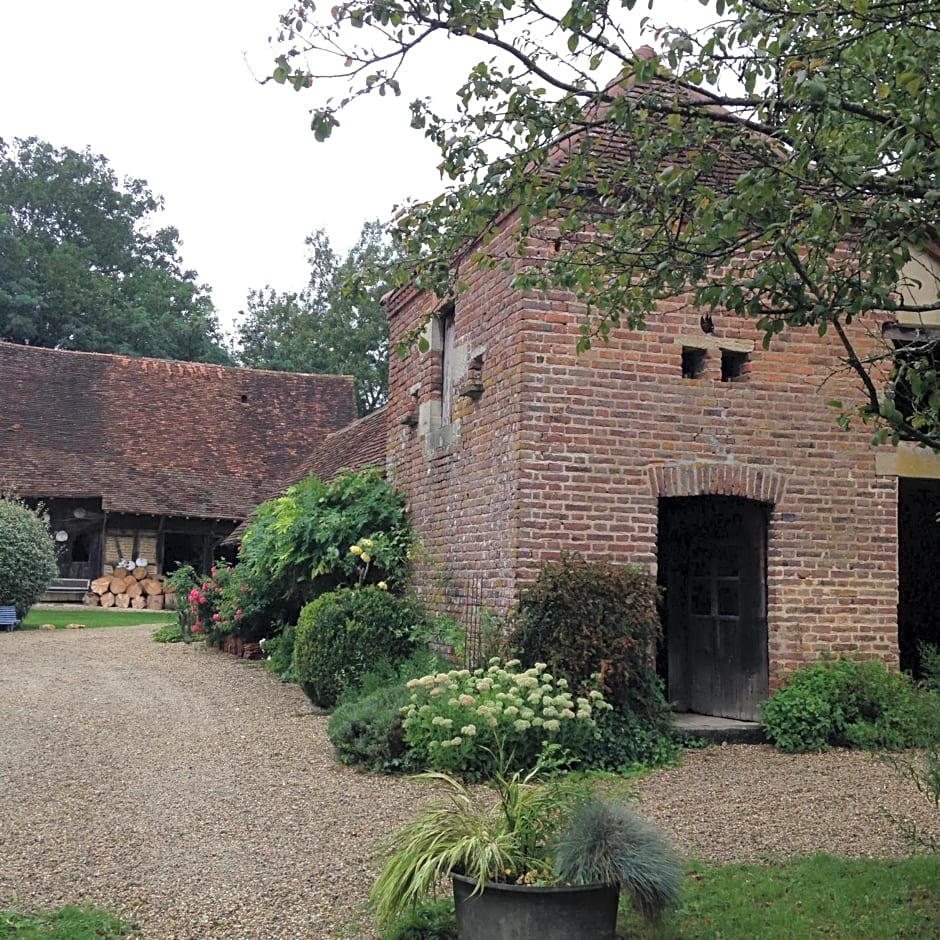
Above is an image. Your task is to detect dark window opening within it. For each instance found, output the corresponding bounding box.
[898,477,940,677]
[162,533,207,575]
[240,394,249,403]
[439,305,456,424]
[890,334,940,426]
[681,347,707,379]
[71,532,91,563]
[721,350,748,382]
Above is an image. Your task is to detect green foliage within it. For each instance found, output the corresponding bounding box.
[234,467,412,635]
[887,643,940,851]
[554,796,682,921]
[270,1,940,449]
[165,564,199,641]
[261,624,296,682]
[589,703,683,774]
[369,766,576,926]
[151,623,185,643]
[327,651,454,772]
[328,679,414,773]
[918,642,940,696]
[293,586,427,707]
[761,655,940,753]
[0,496,58,617]
[0,904,135,939]
[236,221,393,415]
[511,555,666,717]
[185,563,242,643]
[0,137,229,363]
[375,900,456,940]
[401,659,611,781]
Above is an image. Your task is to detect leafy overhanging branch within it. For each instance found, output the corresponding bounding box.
[267,0,940,449]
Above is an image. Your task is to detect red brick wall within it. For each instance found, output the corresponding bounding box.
[386,227,899,687]
[387,222,531,616]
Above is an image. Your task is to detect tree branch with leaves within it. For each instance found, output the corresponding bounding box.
[267,0,940,448]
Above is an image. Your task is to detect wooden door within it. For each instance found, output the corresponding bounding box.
[660,497,768,720]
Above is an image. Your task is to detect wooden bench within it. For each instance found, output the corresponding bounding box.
[41,578,92,602]
[0,606,20,632]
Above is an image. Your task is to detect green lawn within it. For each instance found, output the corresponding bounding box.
[619,854,940,939]
[0,905,136,939]
[20,607,173,630]
[380,854,940,939]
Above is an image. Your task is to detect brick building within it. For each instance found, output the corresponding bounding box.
[384,217,940,720]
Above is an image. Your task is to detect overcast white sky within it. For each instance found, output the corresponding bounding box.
[0,1,710,340]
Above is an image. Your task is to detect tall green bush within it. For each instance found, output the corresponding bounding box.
[293,586,427,707]
[510,554,666,716]
[164,564,199,641]
[0,496,58,617]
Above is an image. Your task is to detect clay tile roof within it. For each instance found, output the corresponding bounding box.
[255,405,388,500]
[0,342,357,520]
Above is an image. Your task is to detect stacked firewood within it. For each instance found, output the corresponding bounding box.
[84,565,169,610]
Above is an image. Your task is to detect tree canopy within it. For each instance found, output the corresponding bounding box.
[0,137,230,363]
[235,221,392,415]
[268,0,940,448]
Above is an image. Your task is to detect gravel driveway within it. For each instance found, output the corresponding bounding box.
[2,626,938,939]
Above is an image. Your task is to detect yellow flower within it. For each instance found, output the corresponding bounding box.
[361,538,374,549]
[377,581,388,591]
[360,552,371,563]
[349,545,363,556]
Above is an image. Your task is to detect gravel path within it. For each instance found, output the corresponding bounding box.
[2,626,938,939]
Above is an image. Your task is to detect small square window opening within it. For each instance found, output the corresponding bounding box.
[681,347,707,379]
[720,350,748,382]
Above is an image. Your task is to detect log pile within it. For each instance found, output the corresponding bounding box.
[83,564,170,610]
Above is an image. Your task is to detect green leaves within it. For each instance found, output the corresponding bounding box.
[0,137,229,363]
[0,496,58,618]
[235,221,392,415]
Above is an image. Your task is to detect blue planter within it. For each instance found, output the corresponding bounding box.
[452,873,619,940]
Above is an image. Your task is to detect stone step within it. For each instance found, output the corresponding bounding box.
[673,711,765,745]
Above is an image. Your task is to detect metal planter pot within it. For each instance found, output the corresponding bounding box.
[452,873,619,940]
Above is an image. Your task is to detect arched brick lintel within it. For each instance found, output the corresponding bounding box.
[648,462,786,504]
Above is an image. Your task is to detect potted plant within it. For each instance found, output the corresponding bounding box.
[369,758,682,939]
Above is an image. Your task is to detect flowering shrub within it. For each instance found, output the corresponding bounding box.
[402,659,612,780]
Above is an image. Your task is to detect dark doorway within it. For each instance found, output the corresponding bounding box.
[658,496,769,720]
[162,533,207,575]
[898,478,940,677]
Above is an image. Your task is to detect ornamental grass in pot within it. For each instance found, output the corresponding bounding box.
[369,758,682,939]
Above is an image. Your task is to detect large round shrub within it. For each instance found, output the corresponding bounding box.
[293,587,427,707]
[0,497,58,617]
[761,655,940,753]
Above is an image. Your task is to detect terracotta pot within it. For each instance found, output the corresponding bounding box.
[451,872,619,940]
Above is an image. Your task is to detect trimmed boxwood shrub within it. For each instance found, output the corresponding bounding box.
[0,497,58,617]
[293,586,428,708]
[761,655,940,753]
